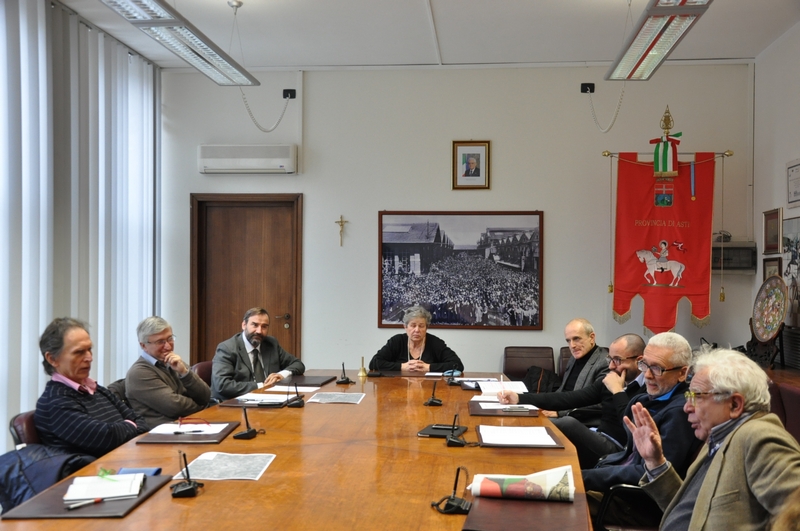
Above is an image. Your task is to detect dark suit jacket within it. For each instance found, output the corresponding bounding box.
[582,381,702,492]
[463,168,480,176]
[518,378,644,446]
[555,345,609,417]
[211,333,305,400]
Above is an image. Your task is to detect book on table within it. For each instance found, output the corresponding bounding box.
[62,473,144,503]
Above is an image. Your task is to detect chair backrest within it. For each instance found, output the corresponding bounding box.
[10,410,40,446]
[191,360,213,386]
[778,382,800,442]
[503,347,554,381]
[559,346,572,376]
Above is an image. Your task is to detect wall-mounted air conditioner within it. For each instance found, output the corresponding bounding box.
[198,144,297,174]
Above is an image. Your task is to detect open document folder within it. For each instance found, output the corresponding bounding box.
[468,465,575,502]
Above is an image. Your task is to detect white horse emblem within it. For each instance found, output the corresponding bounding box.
[636,249,685,287]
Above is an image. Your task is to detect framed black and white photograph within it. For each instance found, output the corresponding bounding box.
[452,141,490,190]
[764,208,783,255]
[379,211,543,330]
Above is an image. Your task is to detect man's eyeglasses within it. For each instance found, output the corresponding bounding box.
[147,335,176,347]
[684,390,730,407]
[605,354,640,366]
[637,360,684,377]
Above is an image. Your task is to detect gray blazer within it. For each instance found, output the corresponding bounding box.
[211,333,305,400]
[556,345,609,417]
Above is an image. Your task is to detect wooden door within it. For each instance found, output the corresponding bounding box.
[190,194,303,363]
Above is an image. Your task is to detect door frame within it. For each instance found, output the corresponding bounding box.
[190,193,303,364]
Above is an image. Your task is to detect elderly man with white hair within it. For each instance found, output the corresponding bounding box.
[627,349,800,530]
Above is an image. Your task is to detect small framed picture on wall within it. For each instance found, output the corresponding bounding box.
[764,257,782,281]
[452,141,490,190]
[763,208,783,255]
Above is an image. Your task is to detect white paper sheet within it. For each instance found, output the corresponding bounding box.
[479,403,538,410]
[478,425,557,446]
[477,381,529,395]
[235,392,293,404]
[470,395,500,402]
[150,423,227,435]
[267,385,320,393]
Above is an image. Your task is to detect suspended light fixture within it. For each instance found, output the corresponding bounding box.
[605,0,713,81]
[99,0,260,86]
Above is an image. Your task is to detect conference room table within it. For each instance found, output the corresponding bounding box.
[1,370,590,530]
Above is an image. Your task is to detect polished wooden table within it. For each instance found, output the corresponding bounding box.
[1,371,589,530]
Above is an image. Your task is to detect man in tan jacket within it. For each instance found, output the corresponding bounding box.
[626,349,800,530]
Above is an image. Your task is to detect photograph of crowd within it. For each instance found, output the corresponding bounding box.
[379,211,543,330]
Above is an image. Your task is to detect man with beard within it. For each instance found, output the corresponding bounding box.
[211,307,305,400]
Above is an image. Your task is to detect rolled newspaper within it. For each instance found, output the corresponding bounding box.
[468,465,574,502]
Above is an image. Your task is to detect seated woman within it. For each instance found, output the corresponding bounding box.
[370,306,464,373]
[34,318,148,458]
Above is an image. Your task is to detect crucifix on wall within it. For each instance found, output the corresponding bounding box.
[335,215,348,246]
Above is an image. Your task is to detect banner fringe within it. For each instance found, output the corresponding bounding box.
[614,310,632,325]
[692,314,711,328]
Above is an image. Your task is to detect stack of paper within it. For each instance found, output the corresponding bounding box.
[63,473,144,503]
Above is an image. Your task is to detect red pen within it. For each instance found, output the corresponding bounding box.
[66,498,103,511]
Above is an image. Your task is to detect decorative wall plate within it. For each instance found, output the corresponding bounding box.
[752,275,788,342]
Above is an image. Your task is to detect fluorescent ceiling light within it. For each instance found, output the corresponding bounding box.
[605,0,713,81]
[99,0,260,86]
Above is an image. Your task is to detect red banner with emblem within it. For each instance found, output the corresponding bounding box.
[613,152,715,333]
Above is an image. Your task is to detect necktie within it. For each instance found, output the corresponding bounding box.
[252,349,266,382]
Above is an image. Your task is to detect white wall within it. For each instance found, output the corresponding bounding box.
[755,21,800,310]
[161,63,756,372]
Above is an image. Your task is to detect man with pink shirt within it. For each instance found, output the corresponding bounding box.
[34,318,148,458]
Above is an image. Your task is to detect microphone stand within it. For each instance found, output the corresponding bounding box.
[424,381,443,406]
[233,407,257,439]
[336,362,353,385]
[171,451,203,498]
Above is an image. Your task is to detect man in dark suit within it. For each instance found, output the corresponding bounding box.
[582,332,702,518]
[211,307,305,400]
[463,157,480,176]
[541,318,609,420]
[498,333,646,469]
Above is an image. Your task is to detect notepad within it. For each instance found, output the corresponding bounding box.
[63,473,144,503]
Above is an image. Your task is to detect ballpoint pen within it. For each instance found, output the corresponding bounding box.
[173,430,203,434]
[66,498,103,511]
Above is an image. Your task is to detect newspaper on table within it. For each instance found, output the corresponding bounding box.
[468,465,575,502]
[307,392,365,404]
[172,452,276,481]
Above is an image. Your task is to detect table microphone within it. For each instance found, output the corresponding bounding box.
[336,362,353,385]
[445,363,461,385]
[424,381,443,406]
[446,413,466,447]
[233,406,257,439]
[171,450,203,498]
[287,383,304,408]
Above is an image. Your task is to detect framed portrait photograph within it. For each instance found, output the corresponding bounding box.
[787,158,800,208]
[452,141,490,190]
[764,257,783,281]
[764,208,783,255]
[379,210,543,330]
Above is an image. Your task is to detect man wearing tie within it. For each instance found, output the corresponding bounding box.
[463,156,480,177]
[211,307,305,400]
